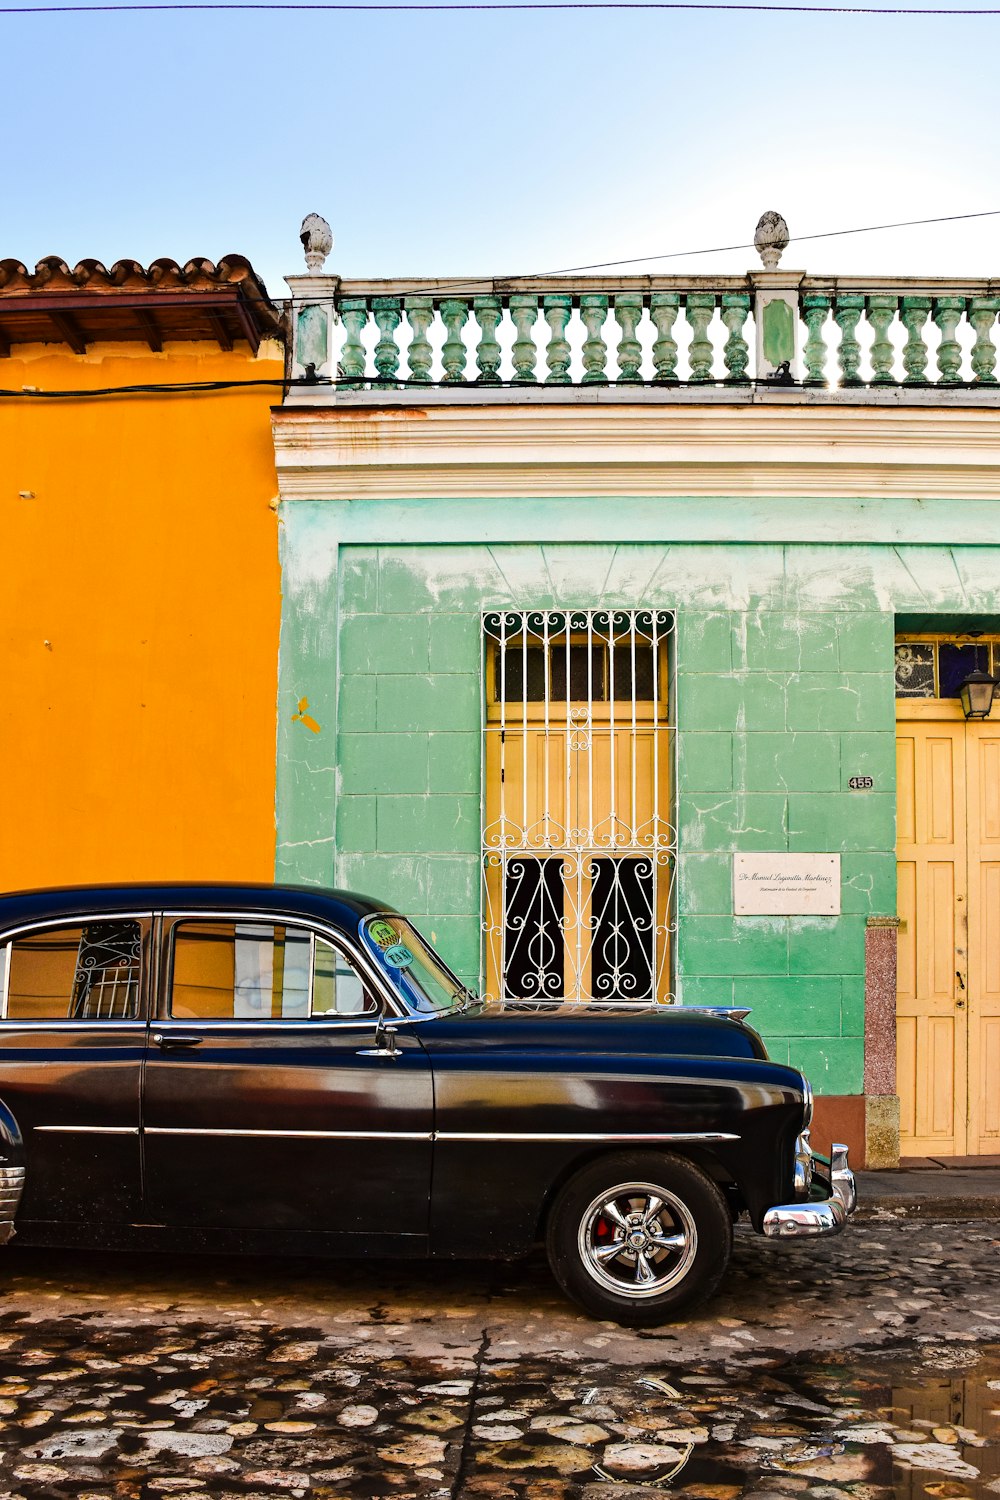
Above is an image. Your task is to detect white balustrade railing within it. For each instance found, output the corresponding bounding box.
[286,273,1000,394]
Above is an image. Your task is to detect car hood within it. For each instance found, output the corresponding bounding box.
[415,1001,770,1061]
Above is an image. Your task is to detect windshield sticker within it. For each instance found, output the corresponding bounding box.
[367,919,399,950]
[383,943,414,969]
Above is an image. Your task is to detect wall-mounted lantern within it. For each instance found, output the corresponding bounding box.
[959,670,998,720]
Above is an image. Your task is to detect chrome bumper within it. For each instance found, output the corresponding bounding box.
[762,1140,857,1239]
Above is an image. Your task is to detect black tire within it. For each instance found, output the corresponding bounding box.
[545,1151,733,1327]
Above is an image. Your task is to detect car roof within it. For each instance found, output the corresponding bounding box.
[0,882,396,937]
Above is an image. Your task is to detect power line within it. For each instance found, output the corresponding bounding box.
[3,1,1000,12]
[507,209,1000,278]
[224,207,1000,308]
[1,372,994,398]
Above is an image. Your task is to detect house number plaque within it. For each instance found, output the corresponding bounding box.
[733,853,841,916]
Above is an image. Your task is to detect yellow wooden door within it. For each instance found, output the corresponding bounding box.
[965,721,1000,1154]
[896,718,969,1155]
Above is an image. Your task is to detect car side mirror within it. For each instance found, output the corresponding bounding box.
[356,1016,399,1061]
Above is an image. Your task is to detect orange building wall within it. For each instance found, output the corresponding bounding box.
[0,340,283,889]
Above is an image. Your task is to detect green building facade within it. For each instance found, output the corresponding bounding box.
[273,242,1000,1167]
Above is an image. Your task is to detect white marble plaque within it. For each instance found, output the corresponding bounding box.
[733,853,841,916]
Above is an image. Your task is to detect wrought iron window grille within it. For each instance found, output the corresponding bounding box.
[482,610,676,1007]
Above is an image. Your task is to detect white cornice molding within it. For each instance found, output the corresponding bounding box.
[272,402,1000,502]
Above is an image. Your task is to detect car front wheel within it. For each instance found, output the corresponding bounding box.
[545,1151,733,1326]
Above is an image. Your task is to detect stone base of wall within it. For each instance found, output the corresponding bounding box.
[810,1094,901,1171]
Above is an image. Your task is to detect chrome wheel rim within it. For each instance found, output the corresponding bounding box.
[578,1180,698,1299]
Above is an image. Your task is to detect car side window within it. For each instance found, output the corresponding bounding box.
[0,921,142,1021]
[169,922,376,1020]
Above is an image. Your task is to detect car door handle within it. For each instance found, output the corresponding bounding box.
[152,1033,204,1050]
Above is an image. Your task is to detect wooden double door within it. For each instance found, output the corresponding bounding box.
[896,708,1000,1155]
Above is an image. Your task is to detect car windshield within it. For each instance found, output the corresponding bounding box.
[359,914,472,1015]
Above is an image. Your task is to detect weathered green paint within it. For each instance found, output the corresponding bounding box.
[969,297,1000,384]
[274,505,342,888]
[372,298,402,388]
[542,295,572,386]
[867,295,898,385]
[337,299,368,387]
[801,294,830,386]
[474,296,503,385]
[614,294,644,385]
[762,298,794,368]
[934,297,966,385]
[721,293,752,383]
[310,286,1000,388]
[322,496,1000,548]
[650,293,680,383]
[295,304,329,372]
[404,297,435,383]
[509,295,539,384]
[276,508,1000,1093]
[579,295,609,385]
[440,300,470,383]
[901,297,932,384]
[835,295,865,386]
[685,294,716,382]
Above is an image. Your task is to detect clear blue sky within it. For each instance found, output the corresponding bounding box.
[5,0,1000,295]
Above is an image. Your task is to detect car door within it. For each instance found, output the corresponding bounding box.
[140,911,434,1246]
[0,913,149,1225]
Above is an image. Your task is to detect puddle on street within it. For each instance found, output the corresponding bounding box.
[0,1312,995,1498]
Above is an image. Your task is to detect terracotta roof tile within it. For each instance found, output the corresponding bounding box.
[0,254,282,352]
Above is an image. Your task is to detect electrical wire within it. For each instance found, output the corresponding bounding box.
[5,209,997,320]
[3,1,1000,11]
[0,377,295,397]
[198,206,1000,309]
[1,372,995,397]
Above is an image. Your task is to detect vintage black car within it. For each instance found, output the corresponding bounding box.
[0,883,855,1325]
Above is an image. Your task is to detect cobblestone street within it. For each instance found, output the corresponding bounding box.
[0,1217,996,1498]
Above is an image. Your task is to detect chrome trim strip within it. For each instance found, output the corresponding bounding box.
[0,1022,149,1032]
[139,1128,738,1144]
[434,1131,741,1143]
[144,1127,434,1140]
[34,1125,140,1135]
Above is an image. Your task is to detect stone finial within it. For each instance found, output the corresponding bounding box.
[299,213,333,274]
[754,210,790,270]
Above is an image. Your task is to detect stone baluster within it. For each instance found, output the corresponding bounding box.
[649,292,680,382]
[405,296,435,383]
[580,295,609,384]
[510,294,539,383]
[900,296,931,384]
[686,293,716,382]
[866,294,898,385]
[440,299,469,382]
[614,293,644,384]
[372,297,402,388]
[721,292,751,383]
[801,293,831,386]
[338,298,369,386]
[834,294,865,386]
[474,295,503,384]
[969,296,1000,383]
[934,297,966,384]
[543,293,573,384]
